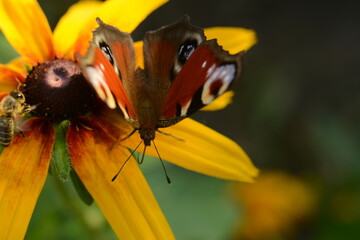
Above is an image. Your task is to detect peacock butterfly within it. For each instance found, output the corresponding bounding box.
[78,16,244,179]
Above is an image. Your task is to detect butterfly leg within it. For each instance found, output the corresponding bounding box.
[112,140,143,181]
[109,128,137,150]
[156,129,185,141]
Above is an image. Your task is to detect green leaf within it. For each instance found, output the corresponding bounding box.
[50,120,71,181]
[70,170,94,206]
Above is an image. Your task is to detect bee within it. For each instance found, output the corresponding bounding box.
[0,90,33,147]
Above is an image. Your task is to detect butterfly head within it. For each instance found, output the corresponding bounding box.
[139,128,155,146]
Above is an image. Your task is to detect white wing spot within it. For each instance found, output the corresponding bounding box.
[202,61,207,68]
[202,64,236,105]
[85,66,116,109]
[173,63,182,75]
[118,102,130,120]
[206,64,216,77]
[181,99,192,116]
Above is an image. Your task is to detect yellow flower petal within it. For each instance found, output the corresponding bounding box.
[0,0,55,63]
[201,91,234,111]
[134,41,144,69]
[232,171,316,239]
[0,119,54,239]
[0,67,19,93]
[59,0,168,58]
[123,118,258,182]
[94,108,257,182]
[4,56,33,77]
[95,0,168,33]
[204,27,257,53]
[0,56,33,92]
[53,1,102,59]
[67,119,174,240]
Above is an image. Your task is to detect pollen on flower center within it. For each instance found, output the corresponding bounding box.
[24,59,96,122]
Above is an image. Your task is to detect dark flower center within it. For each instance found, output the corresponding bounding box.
[24,59,96,122]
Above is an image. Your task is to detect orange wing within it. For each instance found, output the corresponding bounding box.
[78,18,136,120]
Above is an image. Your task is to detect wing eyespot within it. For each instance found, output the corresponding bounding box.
[177,39,198,65]
[201,62,237,105]
[173,39,199,78]
[209,79,223,96]
[99,42,114,66]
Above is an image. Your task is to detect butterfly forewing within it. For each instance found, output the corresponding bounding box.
[143,16,206,103]
[79,44,121,110]
[81,18,138,120]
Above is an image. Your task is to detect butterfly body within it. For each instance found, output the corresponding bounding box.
[79,16,243,146]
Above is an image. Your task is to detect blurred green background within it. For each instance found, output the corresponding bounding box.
[1,0,359,239]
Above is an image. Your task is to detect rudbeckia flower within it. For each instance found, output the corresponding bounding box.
[0,0,258,239]
[230,171,317,239]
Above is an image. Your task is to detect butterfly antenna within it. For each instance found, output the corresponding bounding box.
[138,144,147,164]
[112,140,142,182]
[152,141,171,184]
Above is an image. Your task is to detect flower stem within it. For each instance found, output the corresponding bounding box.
[52,176,102,240]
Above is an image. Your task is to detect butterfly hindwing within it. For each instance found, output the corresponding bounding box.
[160,40,243,124]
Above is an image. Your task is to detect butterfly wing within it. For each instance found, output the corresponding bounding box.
[78,18,136,121]
[143,16,243,128]
[142,16,206,113]
[161,40,243,122]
